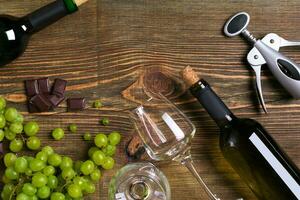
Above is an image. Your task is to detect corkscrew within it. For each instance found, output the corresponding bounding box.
[224,12,300,113]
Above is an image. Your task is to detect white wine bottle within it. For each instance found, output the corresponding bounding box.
[182,66,300,200]
[0,0,88,67]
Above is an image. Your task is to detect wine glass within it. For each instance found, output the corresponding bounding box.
[108,162,171,200]
[130,93,220,200]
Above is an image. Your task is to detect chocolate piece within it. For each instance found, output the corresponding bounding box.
[28,102,39,113]
[30,94,52,112]
[25,80,38,97]
[52,79,67,96]
[38,78,50,94]
[67,98,86,111]
[49,95,65,107]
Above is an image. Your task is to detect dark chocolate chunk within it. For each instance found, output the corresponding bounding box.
[28,102,39,113]
[38,78,50,94]
[67,98,86,111]
[30,94,52,112]
[25,80,38,97]
[52,79,67,96]
[49,95,65,107]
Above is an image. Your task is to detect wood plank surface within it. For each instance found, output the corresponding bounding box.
[1,0,300,199]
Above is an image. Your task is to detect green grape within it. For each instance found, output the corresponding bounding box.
[108,131,121,145]
[83,181,95,194]
[47,175,58,189]
[90,168,101,182]
[0,115,6,128]
[60,156,73,170]
[102,144,116,156]
[67,184,82,198]
[36,151,48,163]
[91,150,105,166]
[0,129,4,141]
[93,100,102,108]
[61,167,75,180]
[14,157,28,173]
[48,153,62,167]
[43,166,56,176]
[25,156,34,163]
[52,128,64,140]
[9,138,23,152]
[80,160,95,175]
[9,122,23,134]
[101,118,109,126]
[74,161,83,173]
[28,195,38,200]
[94,133,108,148]
[24,122,39,136]
[73,176,86,189]
[88,146,99,158]
[4,107,18,122]
[4,152,17,167]
[32,172,48,188]
[37,186,50,199]
[51,192,65,200]
[1,183,15,200]
[41,146,54,156]
[0,96,7,110]
[15,113,24,124]
[83,132,92,141]
[102,156,115,170]
[30,159,46,172]
[68,124,77,133]
[5,129,16,140]
[25,168,33,176]
[2,175,11,184]
[22,183,37,196]
[16,193,30,200]
[26,136,41,150]
[2,183,14,197]
[5,167,19,180]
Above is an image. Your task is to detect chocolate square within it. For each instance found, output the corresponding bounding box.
[28,102,39,113]
[38,78,50,94]
[67,98,86,111]
[30,94,52,112]
[49,95,65,107]
[25,80,38,97]
[52,79,67,97]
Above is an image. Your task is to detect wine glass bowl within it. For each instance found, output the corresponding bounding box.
[132,96,195,162]
[131,93,220,200]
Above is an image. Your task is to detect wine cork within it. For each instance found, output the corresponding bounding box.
[74,0,88,6]
[182,66,200,88]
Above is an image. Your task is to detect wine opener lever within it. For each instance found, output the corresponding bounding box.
[224,12,300,113]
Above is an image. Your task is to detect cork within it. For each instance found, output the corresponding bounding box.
[74,0,88,6]
[182,66,200,88]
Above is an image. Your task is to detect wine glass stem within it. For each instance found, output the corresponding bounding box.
[182,157,220,200]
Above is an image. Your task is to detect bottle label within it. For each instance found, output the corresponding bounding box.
[249,133,300,198]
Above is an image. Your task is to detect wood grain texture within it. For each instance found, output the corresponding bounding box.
[1,0,300,199]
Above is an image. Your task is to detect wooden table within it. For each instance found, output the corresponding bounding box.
[1,0,300,199]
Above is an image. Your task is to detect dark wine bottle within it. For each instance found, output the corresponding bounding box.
[0,0,87,67]
[182,66,300,200]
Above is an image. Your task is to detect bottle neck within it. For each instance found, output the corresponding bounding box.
[190,79,236,128]
[24,0,78,34]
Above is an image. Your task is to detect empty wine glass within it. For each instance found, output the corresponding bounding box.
[130,93,220,200]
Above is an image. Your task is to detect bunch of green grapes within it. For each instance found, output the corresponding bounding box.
[88,132,121,171]
[0,97,41,152]
[0,97,122,199]
[2,146,98,199]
